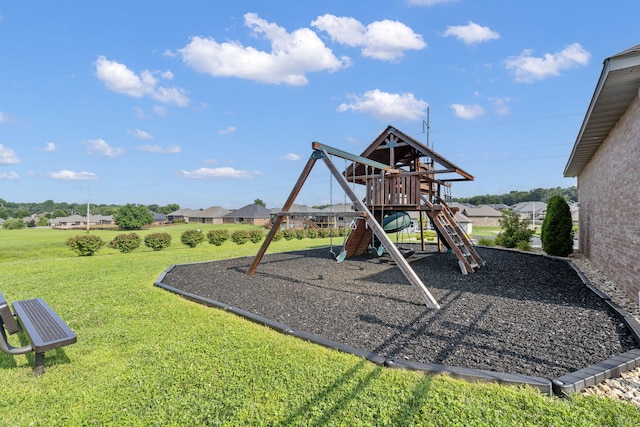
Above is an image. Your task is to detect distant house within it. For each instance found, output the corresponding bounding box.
[511,201,547,224]
[50,214,113,228]
[460,205,503,227]
[189,206,230,224]
[270,204,320,229]
[166,208,197,223]
[223,204,271,226]
[564,44,640,302]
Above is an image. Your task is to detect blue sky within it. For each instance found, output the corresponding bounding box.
[1,1,638,210]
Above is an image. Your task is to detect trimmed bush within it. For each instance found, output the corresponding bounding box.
[282,229,295,241]
[231,230,250,245]
[249,230,263,244]
[207,229,230,246]
[144,232,172,251]
[306,229,318,239]
[317,229,329,238]
[109,233,141,253]
[181,229,205,248]
[272,231,284,241]
[541,195,573,257]
[294,229,306,240]
[66,234,105,256]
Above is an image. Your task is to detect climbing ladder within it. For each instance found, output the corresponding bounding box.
[427,201,484,274]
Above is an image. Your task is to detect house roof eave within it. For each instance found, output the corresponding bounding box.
[564,45,640,177]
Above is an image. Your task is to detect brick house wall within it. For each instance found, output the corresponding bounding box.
[578,93,640,302]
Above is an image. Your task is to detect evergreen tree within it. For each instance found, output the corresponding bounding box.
[541,195,573,256]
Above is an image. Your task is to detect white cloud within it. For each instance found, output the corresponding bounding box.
[0,171,19,180]
[406,0,458,5]
[504,43,590,83]
[95,56,190,106]
[0,144,19,164]
[153,105,168,117]
[281,153,301,161]
[178,167,261,179]
[177,13,348,85]
[217,126,237,135]
[450,103,485,119]
[84,138,124,158]
[137,144,181,154]
[128,129,154,140]
[490,97,513,116]
[338,89,428,121]
[312,14,425,61]
[44,142,56,151]
[49,170,98,180]
[443,21,500,45]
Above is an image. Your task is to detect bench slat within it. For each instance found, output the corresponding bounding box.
[12,298,76,353]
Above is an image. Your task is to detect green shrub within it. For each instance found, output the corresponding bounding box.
[66,234,105,256]
[477,237,495,246]
[109,232,141,253]
[207,229,230,246]
[294,229,306,240]
[306,229,318,239]
[113,204,154,230]
[144,232,172,251]
[249,230,263,244]
[317,229,328,238]
[231,230,250,245]
[2,218,26,230]
[282,229,295,241]
[541,195,573,257]
[181,229,205,248]
[515,240,531,251]
[272,231,284,241]
[495,209,533,249]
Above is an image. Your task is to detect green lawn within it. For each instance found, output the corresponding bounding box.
[0,225,637,426]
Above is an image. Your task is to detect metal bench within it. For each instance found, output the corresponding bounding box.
[0,291,76,375]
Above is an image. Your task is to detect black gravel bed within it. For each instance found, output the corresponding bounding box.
[159,246,638,380]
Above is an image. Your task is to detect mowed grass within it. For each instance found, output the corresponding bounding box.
[0,225,638,426]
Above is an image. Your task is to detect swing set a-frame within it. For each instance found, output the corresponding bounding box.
[247,126,484,309]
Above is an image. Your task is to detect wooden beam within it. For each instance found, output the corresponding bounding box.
[319,148,440,309]
[247,154,318,276]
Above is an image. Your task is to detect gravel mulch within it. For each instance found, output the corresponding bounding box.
[159,245,638,380]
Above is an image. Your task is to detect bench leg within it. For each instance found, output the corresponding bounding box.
[34,352,45,376]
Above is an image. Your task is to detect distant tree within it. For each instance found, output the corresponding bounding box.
[160,204,179,214]
[0,206,9,220]
[50,209,68,218]
[254,198,266,208]
[12,209,30,219]
[146,204,160,213]
[36,216,49,227]
[2,218,26,230]
[113,204,154,230]
[541,195,573,257]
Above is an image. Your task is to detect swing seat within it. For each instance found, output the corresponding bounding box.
[335,250,348,263]
[371,245,384,256]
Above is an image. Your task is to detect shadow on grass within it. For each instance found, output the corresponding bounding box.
[276,359,434,426]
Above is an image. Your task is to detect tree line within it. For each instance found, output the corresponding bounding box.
[0,198,179,220]
[452,186,577,206]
